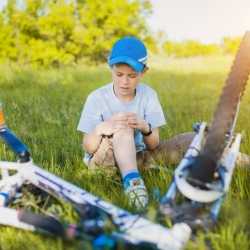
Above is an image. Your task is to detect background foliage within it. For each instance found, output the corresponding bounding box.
[0,0,153,66]
[0,0,242,67]
[162,37,242,58]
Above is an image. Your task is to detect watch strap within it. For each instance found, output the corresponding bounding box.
[142,123,152,136]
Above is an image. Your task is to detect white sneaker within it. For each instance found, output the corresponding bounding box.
[124,178,148,210]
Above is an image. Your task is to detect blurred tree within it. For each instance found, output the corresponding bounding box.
[74,0,153,62]
[0,0,153,66]
[163,39,221,58]
[222,36,241,55]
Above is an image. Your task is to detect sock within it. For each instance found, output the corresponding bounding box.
[122,170,140,189]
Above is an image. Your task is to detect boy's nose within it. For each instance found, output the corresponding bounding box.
[121,75,129,84]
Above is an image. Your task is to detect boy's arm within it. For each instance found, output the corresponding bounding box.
[142,127,160,150]
[82,130,102,155]
[126,113,160,150]
[83,115,129,154]
[82,122,110,154]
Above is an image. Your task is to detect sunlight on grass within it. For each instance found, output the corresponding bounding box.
[0,56,249,249]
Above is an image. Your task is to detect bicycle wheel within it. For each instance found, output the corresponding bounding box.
[190,31,250,183]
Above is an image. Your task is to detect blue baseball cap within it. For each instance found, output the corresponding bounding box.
[108,36,147,72]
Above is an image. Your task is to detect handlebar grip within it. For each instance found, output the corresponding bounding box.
[0,127,30,162]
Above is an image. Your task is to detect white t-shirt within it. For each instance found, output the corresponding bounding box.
[77,82,166,162]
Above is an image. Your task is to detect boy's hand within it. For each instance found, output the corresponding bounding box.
[95,112,149,136]
[110,112,130,123]
[95,112,129,136]
[126,113,149,133]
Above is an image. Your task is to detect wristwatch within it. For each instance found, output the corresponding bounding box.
[142,123,152,136]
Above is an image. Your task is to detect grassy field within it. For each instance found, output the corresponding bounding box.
[0,56,249,250]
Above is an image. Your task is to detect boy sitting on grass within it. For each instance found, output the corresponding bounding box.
[77,36,168,210]
[77,36,250,210]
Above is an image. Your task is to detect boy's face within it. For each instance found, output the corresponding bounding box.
[111,64,144,101]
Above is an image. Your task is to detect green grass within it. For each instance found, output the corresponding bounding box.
[0,56,249,250]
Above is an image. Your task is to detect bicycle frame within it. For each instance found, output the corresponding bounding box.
[159,31,250,230]
[0,127,191,250]
[160,122,241,228]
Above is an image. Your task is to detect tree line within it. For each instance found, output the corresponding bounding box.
[162,37,241,58]
[0,0,241,67]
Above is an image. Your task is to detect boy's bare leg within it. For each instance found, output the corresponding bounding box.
[113,127,148,209]
[112,128,138,174]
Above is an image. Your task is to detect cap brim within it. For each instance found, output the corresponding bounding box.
[108,56,144,72]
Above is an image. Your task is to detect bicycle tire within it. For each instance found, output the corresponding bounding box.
[190,31,250,183]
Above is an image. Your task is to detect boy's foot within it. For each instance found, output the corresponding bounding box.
[124,177,148,210]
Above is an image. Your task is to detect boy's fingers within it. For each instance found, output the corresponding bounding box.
[128,125,137,129]
[112,116,128,122]
[127,117,137,122]
[115,120,128,126]
[127,122,137,127]
[127,118,138,126]
[126,112,137,119]
[116,112,129,118]
[114,123,128,130]
[116,118,128,122]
